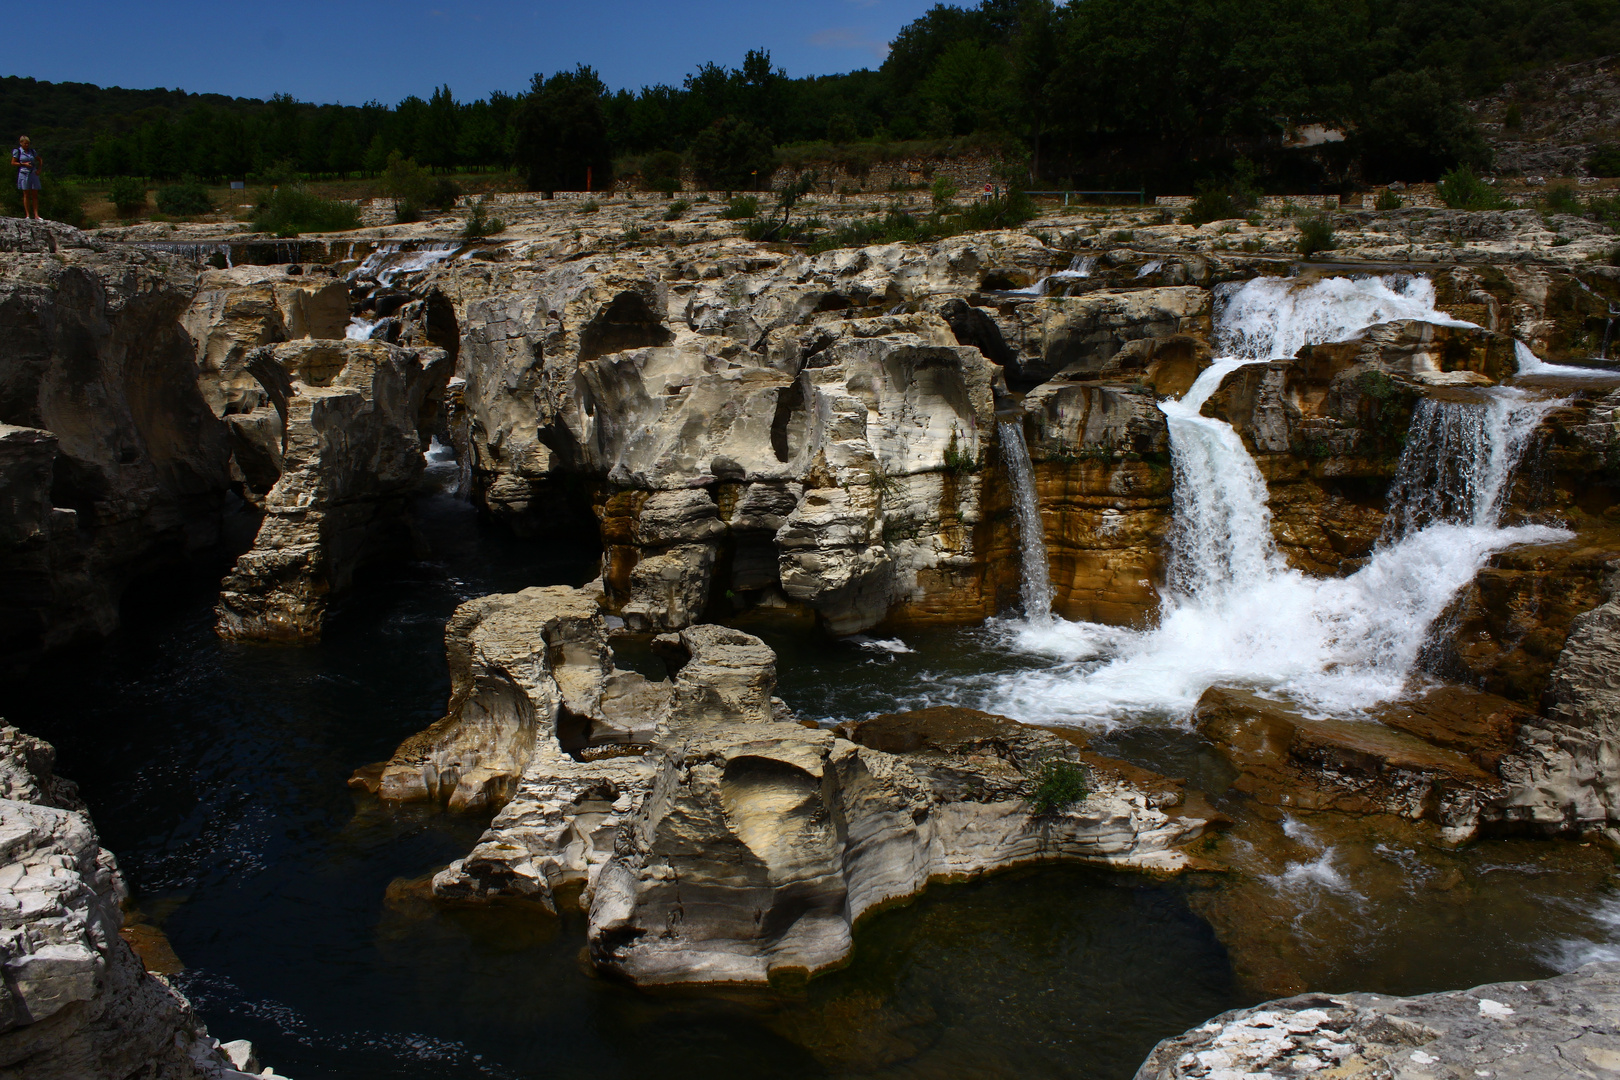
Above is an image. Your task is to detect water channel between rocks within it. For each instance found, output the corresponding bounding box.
[3,487,1616,1080]
[9,272,1620,1080]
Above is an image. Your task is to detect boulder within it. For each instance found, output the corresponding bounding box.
[214,339,449,643]
[1135,962,1620,1080]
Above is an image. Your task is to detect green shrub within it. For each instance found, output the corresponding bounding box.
[1374,188,1405,211]
[643,149,684,196]
[4,178,87,227]
[1503,103,1523,130]
[252,186,361,237]
[1109,229,1135,242]
[953,186,1037,232]
[393,201,421,224]
[1180,188,1254,226]
[1588,145,1620,177]
[1297,215,1337,257]
[425,176,461,211]
[662,198,691,221]
[1542,183,1582,216]
[579,199,601,213]
[1436,166,1510,210]
[155,179,211,216]
[1027,758,1088,814]
[461,196,505,239]
[930,176,959,213]
[722,194,760,219]
[107,176,147,216]
[381,151,433,206]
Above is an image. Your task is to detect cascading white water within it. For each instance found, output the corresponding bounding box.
[1212,274,1473,360]
[969,274,1571,729]
[345,316,380,341]
[1512,339,1619,379]
[1013,253,1096,296]
[1381,390,1555,539]
[998,420,1053,618]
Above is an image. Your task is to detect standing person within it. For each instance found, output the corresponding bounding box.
[12,137,42,220]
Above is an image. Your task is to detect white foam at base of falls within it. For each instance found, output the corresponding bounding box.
[345,317,380,341]
[998,420,1053,618]
[960,274,1572,731]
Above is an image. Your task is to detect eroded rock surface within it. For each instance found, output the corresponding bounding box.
[1136,962,1620,1080]
[214,338,449,642]
[0,222,232,673]
[364,586,1209,985]
[0,725,275,1079]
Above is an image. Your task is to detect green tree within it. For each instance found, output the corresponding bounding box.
[513,66,612,196]
[420,84,460,171]
[690,115,774,193]
[1355,69,1490,182]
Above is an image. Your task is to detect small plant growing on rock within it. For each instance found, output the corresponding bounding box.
[1028,757,1088,815]
[662,198,691,221]
[1109,229,1135,242]
[1374,188,1405,211]
[942,430,975,473]
[462,196,506,239]
[579,199,601,213]
[108,176,147,216]
[1297,215,1337,257]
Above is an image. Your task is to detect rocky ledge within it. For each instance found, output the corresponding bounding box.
[1136,961,1620,1080]
[0,724,280,1079]
[356,583,1210,985]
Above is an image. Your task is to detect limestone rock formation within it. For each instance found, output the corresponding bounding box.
[0,725,273,1080]
[1135,961,1620,1080]
[364,585,1209,985]
[183,266,351,417]
[1491,561,1620,833]
[0,221,232,673]
[214,338,449,642]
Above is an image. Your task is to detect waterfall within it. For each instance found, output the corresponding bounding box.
[998,421,1053,618]
[1382,391,1559,539]
[1514,339,1618,379]
[1013,254,1097,296]
[972,274,1570,729]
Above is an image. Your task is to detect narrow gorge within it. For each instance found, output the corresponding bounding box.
[6,191,1620,1078]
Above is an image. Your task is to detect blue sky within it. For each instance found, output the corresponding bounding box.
[8,0,938,105]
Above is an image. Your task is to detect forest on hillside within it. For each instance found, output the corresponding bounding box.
[6,0,1619,192]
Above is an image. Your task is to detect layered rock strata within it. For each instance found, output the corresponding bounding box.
[1135,961,1620,1080]
[362,585,1210,985]
[0,724,275,1079]
[0,221,232,674]
[214,339,449,642]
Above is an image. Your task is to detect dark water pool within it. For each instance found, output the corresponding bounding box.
[0,497,1242,1080]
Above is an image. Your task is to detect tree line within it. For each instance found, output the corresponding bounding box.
[7,0,1619,193]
